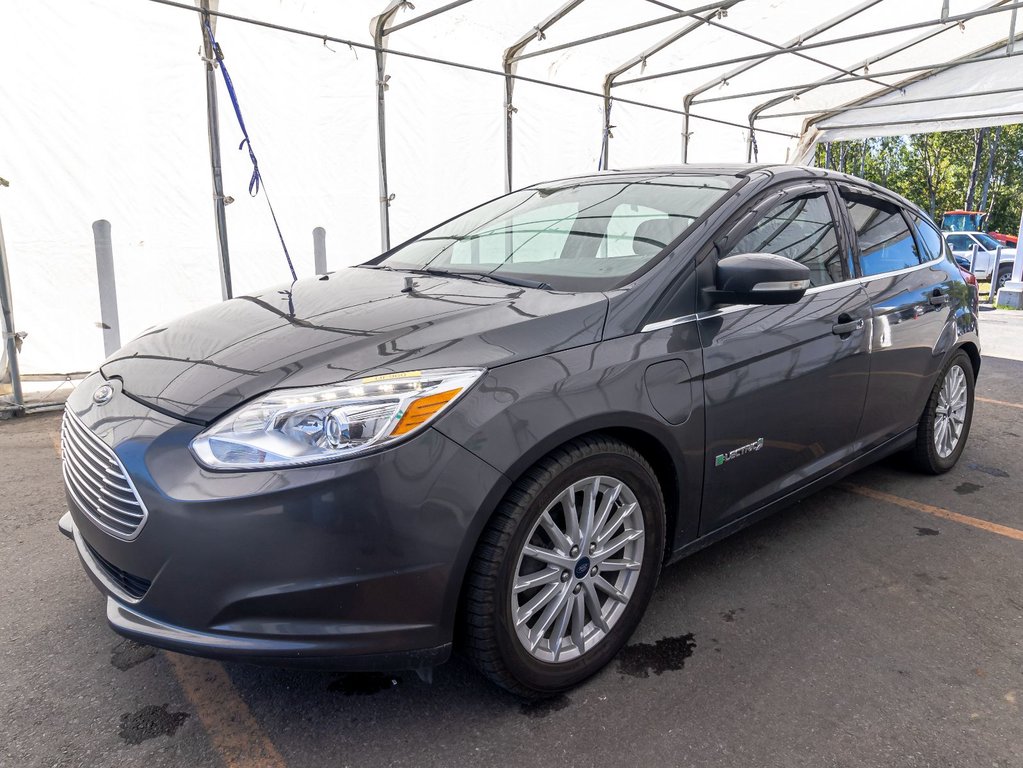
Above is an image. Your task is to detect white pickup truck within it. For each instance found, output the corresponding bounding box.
[943,231,1017,291]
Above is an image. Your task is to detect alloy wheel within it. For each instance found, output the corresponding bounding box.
[510,475,644,664]
[934,364,968,459]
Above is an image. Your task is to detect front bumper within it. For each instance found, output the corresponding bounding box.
[60,375,510,670]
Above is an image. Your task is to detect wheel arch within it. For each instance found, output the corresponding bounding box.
[449,420,686,649]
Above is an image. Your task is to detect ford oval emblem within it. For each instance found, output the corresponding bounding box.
[92,384,114,405]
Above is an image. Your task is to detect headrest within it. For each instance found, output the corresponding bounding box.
[633,218,678,257]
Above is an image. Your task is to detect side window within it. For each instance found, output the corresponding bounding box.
[725,194,843,287]
[912,215,946,263]
[844,197,921,276]
[945,234,974,252]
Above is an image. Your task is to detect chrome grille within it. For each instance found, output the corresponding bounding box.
[60,408,148,540]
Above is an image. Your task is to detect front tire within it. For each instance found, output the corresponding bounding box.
[463,435,665,698]
[911,350,975,474]
[995,266,1012,295]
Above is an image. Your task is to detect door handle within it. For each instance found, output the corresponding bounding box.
[929,288,949,306]
[832,315,864,336]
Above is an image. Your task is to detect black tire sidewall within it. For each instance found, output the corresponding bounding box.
[492,450,664,694]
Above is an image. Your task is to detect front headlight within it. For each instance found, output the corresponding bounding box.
[190,367,484,470]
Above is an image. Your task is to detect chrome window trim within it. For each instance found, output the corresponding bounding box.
[639,256,945,332]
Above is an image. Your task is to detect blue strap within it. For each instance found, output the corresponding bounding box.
[204,19,297,282]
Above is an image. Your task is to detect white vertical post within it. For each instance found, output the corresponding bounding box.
[0,214,24,408]
[92,220,121,357]
[313,227,327,275]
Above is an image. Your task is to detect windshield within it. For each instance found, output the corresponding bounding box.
[974,233,1000,250]
[373,175,736,291]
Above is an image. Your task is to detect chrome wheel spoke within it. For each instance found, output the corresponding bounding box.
[596,501,637,546]
[548,592,574,660]
[594,575,628,603]
[570,593,586,654]
[598,558,642,572]
[538,511,572,554]
[591,481,622,543]
[522,544,576,570]
[593,528,643,563]
[579,477,600,544]
[559,486,581,544]
[528,585,571,650]
[513,566,562,594]
[515,582,561,627]
[582,581,609,632]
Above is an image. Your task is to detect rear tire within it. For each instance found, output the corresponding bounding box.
[463,435,665,699]
[994,266,1012,295]
[911,350,974,474]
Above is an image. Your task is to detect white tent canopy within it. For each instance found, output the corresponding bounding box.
[1,0,1021,375]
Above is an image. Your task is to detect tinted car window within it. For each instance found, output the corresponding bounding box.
[379,176,735,291]
[845,198,921,276]
[912,215,945,262]
[726,194,842,286]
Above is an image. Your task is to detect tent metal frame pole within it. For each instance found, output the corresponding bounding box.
[510,0,735,63]
[762,29,1022,163]
[383,0,475,35]
[703,46,1023,107]
[502,0,586,193]
[613,0,1023,87]
[756,85,1023,119]
[371,1,404,253]
[807,109,1023,132]
[679,0,882,163]
[200,0,232,301]
[148,0,796,141]
[601,2,739,169]
[0,214,24,411]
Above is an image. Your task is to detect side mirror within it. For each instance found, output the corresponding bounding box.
[707,252,810,305]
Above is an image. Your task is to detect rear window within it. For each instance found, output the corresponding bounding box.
[912,215,946,262]
[844,196,921,277]
[376,175,736,291]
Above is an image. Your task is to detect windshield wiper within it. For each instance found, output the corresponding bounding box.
[401,267,551,290]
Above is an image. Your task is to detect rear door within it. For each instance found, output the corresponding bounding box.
[698,183,872,534]
[838,187,957,445]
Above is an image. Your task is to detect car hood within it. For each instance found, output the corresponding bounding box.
[100,267,608,424]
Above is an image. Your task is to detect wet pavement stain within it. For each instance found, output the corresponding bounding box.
[617,634,696,678]
[720,608,744,623]
[915,526,940,536]
[955,481,983,495]
[520,694,570,718]
[327,673,400,695]
[118,704,188,745]
[110,639,156,671]
[967,462,1010,478]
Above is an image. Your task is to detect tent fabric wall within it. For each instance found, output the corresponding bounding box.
[0,0,1020,375]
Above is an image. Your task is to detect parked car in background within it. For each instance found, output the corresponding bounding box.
[58,165,979,698]
[944,231,1017,290]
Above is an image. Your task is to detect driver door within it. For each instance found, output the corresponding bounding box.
[698,183,872,534]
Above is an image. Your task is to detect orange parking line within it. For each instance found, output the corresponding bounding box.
[842,484,1023,542]
[976,396,1023,410]
[165,653,287,768]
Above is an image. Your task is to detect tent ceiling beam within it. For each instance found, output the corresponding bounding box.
[756,85,1023,119]
[383,0,475,35]
[511,1,733,63]
[612,0,1023,88]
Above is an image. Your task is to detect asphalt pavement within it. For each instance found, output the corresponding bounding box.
[3,333,1022,768]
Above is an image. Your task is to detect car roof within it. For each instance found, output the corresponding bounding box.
[527,164,930,220]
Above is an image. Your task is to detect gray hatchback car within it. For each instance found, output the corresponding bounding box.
[59,165,979,697]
